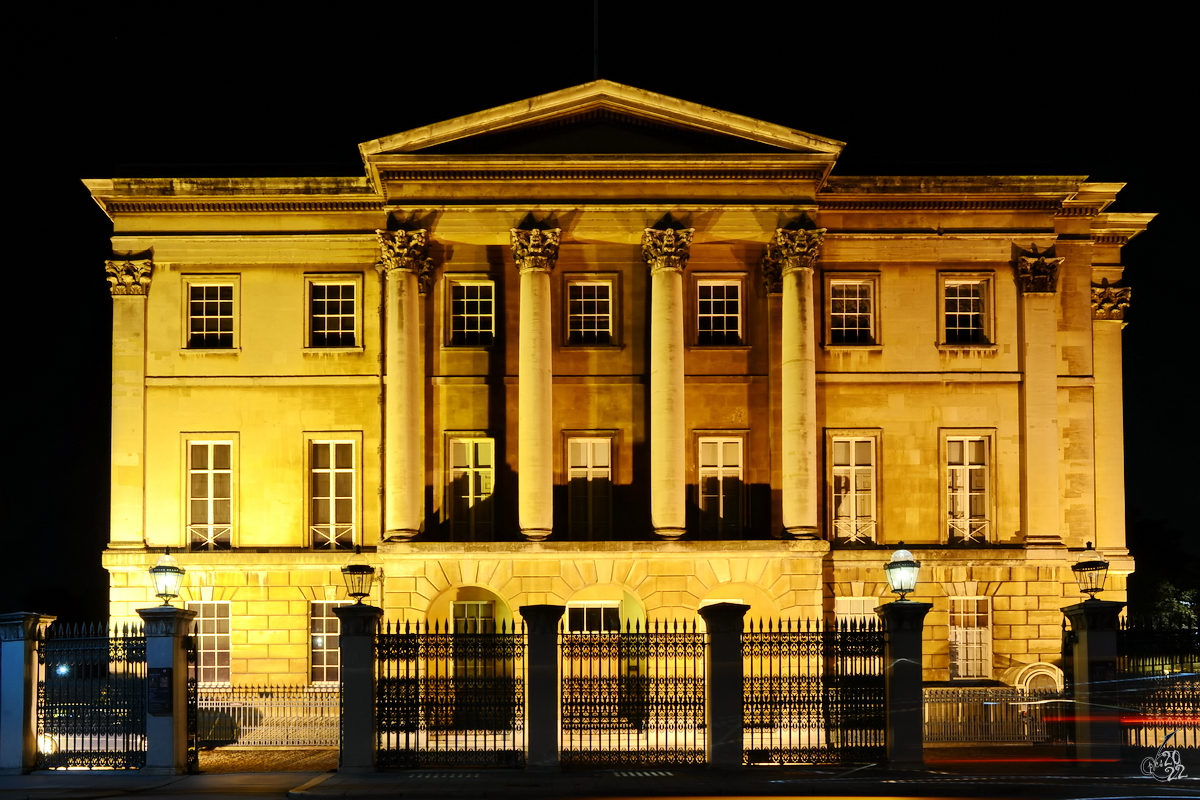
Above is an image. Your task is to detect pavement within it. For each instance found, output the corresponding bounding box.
[0,747,1196,799]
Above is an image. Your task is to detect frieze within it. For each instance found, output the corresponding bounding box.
[761,227,825,292]
[379,167,825,183]
[641,227,694,274]
[1014,245,1064,294]
[1092,279,1131,320]
[510,228,561,273]
[106,258,153,296]
[376,230,435,292]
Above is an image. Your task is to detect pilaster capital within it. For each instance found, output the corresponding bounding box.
[106,258,153,296]
[1014,245,1064,294]
[376,229,434,292]
[509,228,561,273]
[641,227,694,274]
[762,227,825,292]
[1092,279,1131,320]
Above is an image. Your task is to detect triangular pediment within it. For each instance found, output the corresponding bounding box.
[359,80,844,157]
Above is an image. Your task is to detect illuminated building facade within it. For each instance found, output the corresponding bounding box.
[88,81,1150,688]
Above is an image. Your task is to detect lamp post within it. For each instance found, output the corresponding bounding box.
[341,546,375,604]
[876,546,930,764]
[1071,541,1109,599]
[148,548,185,606]
[884,548,921,601]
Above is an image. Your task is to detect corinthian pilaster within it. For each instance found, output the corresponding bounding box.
[1091,279,1131,320]
[1015,245,1065,294]
[511,227,561,540]
[1093,278,1130,554]
[106,258,153,295]
[767,228,824,539]
[108,256,153,548]
[377,230,430,541]
[643,227,694,539]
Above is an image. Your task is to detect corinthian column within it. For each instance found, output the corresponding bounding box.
[512,228,560,541]
[767,228,824,539]
[377,230,430,541]
[107,257,153,548]
[643,227,693,540]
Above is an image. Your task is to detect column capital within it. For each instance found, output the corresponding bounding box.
[1014,244,1064,294]
[641,227,694,274]
[763,227,824,291]
[106,257,153,296]
[1092,279,1131,320]
[376,229,434,291]
[510,228,561,273]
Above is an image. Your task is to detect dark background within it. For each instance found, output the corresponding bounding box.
[9,6,1192,620]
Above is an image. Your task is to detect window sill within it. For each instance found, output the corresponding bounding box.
[562,342,623,351]
[824,344,882,352]
[687,345,752,352]
[938,344,997,353]
[181,347,241,353]
[441,344,494,351]
[303,346,364,354]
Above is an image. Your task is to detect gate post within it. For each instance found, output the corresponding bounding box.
[876,600,931,765]
[1061,600,1124,764]
[699,602,750,769]
[519,604,565,771]
[137,605,197,775]
[334,603,383,773]
[0,612,56,774]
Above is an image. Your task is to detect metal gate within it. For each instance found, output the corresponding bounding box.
[743,618,885,764]
[376,620,526,768]
[196,685,339,746]
[560,620,705,766]
[37,622,147,769]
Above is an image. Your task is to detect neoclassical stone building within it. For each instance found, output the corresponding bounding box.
[89,81,1150,688]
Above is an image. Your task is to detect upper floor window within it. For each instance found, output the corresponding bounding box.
[946,435,989,543]
[186,280,237,349]
[188,601,231,685]
[449,437,494,540]
[698,437,742,537]
[697,279,742,345]
[830,435,876,544]
[567,437,612,540]
[188,441,233,551]
[942,277,991,345]
[949,597,991,679]
[311,440,355,550]
[828,278,876,345]
[566,280,613,345]
[449,280,495,346]
[309,280,357,348]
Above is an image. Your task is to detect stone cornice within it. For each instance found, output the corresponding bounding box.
[641,227,694,274]
[1092,279,1131,320]
[106,257,153,295]
[510,228,561,273]
[102,198,385,214]
[762,228,825,292]
[377,164,828,184]
[1014,245,1064,294]
[376,230,434,292]
[818,197,1062,212]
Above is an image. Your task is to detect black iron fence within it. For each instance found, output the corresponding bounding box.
[37,622,147,769]
[1116,617,1200,752]
[197,685,339,747]
[560,620,705,766]
[375,620,526,768]
[743,618,885,765]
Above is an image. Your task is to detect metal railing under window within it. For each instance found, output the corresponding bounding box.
[924,686,1062,744]
[947,517,989,544]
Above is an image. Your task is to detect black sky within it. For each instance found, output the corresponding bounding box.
[9,6,1192,617]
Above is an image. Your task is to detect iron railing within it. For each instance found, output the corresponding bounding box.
[743,618,885,765]
[1116,617,1200,751]
[196,685,339,747]
[376,620,526,768]
[924,686,1063,744]
[36,622,147,769]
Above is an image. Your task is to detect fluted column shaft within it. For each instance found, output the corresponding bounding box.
[107,258,152,548]
[512,228,560,541]
[378,231,429,541]
[644,228,693,539]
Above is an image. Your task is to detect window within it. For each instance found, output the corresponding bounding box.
[697,280,742,345]
[309,280,357,348]
[828,279,876,345]
[568,438,612,539]
[830,436,876,543]
[942,277,991,345]
[946,435,989,543]
[452,601,495,680]
[698,437,742,537]
[188,602,230,684]
[186,281,236,349]
[311,601,348,683]
[949,597,991,679]
[188,441,232,551]
[449,437,494,539]
[566,280,613,344]
[449,280,495,346]
[834,596,880,625]
[566,602,620,633]
[311,441,355,550]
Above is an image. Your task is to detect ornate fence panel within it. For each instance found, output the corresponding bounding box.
[196,685,339,746]
[560,620,705,766]
[36,622,147,769]
[743,618,884,765]
[1116,617,1200,752]
[924,686,1062,743]
[376,620,526,768]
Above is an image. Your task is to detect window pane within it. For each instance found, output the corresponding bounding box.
[854,440,872,465]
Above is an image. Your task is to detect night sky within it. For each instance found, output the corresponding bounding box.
[10,7,1191,619]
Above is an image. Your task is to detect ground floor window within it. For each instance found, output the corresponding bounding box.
[949,597,991,679]
[188,601,231,685]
